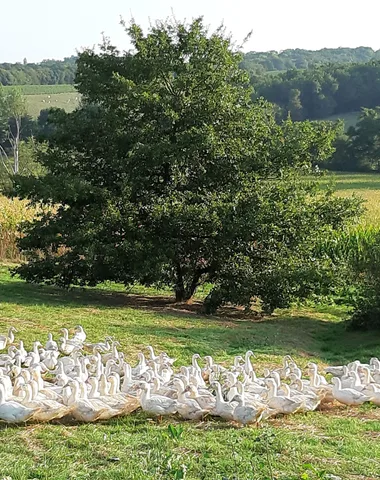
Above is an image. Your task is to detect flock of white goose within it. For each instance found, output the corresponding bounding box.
[0,326,379,425]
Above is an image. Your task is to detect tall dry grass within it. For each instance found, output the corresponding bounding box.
[0,195,37,261]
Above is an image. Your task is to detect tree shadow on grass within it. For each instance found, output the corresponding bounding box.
[1,276,379,364]
[0,275,262,321]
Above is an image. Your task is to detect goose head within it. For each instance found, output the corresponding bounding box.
[230,393,244,405]
[146,345,156,357]
[137,352,146,364]
[332,377,341,389]
[192,353,201,365]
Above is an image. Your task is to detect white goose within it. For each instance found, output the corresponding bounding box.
[20,382,71,422]
[177,386,207,420]
[332,377,370,406]
[232,393,265,426]
[211,381,236,421]
[138,381,178,417]
[0,384,37,423]
[0,327,17,351]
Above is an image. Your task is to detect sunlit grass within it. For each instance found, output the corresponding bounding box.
[315,172,380,226]
[25,92,79,118]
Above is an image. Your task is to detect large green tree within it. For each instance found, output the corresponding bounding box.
[329,107,380,172]
[11,18,361,312]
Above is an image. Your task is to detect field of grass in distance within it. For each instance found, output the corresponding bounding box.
[322,111,360,130]
[0,265,379,480]
[320,172,380,226]
[25,92,79,117]
[3,84,79,117]
[3,84,77,95]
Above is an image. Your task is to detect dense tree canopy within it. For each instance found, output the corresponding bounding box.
[255,62,380,121]
[329,108,380,172]
[11,18,361,312]
[0,57,76,86]
[241,47,380,73]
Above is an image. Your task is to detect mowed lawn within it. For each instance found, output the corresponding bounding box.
[0,265,380,480]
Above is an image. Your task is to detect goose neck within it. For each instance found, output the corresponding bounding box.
[23,384,34,403]
[0,385,5,405]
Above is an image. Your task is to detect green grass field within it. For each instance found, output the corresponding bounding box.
[25,92,79,118]
[3,85,77,95]
[0,265,380,480]
[323,111,360,131]
[3,84,80,118]
[319,172,380,226]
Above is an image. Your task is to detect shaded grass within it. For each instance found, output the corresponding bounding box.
[0,265,379,479]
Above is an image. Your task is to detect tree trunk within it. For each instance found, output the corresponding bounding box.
[175,266,209,303]
[12,116,20,174]
[184,273,201,303]
[176,270,205,302]
[14,143,19,174]
[175,264,186,302]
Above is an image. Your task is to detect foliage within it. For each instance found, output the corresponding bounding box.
[319,225,380,329]
[327,108,380,172]
[0,57,76,85]
[255,61,380,122]
[10,18,361,312]
[242,46,380,73]
[2,47,378,88]
[0,138,46,192]
[166,424,184,442]
[0,195,37,260]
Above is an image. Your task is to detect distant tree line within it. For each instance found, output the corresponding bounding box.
[255,61,380,122]
[241,47,380,74]
[0,57,77,85]
[3,48,380,175]
[2,47,380,86]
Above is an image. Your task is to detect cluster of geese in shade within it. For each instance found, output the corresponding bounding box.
[0,326,380,425]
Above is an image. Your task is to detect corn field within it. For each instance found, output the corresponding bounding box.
[317,225,380,266]
[0,195,37,261]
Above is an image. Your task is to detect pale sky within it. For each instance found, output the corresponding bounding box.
[2,0,380,63]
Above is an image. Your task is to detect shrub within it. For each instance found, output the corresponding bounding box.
[320,225,380,329]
